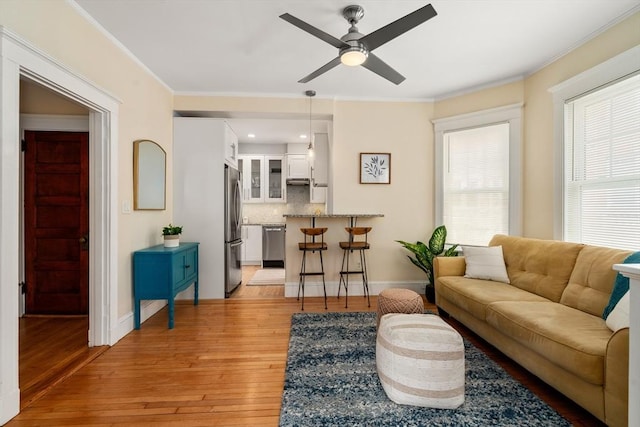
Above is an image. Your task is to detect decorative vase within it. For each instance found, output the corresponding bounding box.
[163,235,180,248]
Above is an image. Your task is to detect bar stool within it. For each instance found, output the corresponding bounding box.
[338,227,371,308]
[298,227,328,310]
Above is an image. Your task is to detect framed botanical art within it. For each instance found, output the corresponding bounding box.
[360,152,391,184]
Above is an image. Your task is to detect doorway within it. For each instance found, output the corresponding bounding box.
[19,91,93,408]
[1,28,120,424]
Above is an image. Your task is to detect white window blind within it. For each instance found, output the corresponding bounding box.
[443,123,510,246]
[564,73,640,250]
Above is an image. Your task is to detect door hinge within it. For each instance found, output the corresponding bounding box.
[21,139,26,152]
[19,281,26,294]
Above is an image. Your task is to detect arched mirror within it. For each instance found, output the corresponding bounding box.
[133,139,166,210]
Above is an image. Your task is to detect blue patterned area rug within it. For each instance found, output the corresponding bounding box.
[279,312,570,426]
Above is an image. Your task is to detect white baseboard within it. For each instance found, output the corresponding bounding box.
[113,282,426,341]
[0,387,20,425]
[284,280,425,298]
[114,300,167,342]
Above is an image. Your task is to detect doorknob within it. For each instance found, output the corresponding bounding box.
[79,234,89,250]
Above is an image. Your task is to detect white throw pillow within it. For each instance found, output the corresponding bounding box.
[462,245,510,284]
[606,290,630,332]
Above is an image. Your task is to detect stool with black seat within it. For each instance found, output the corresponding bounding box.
[297,227,328,310]
[338,226,371,308]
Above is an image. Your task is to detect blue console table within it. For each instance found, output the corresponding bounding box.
[133,242,199,329]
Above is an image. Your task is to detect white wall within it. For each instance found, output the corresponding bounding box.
[238,142,286,155]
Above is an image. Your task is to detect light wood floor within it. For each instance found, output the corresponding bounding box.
[230,265,284,299]
[18,316,108,411]
[10,267,603,426]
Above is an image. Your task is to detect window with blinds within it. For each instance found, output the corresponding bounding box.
[443,123,510,246]
[564,73,640,250]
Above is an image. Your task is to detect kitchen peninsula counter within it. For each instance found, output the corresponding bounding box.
[283,213,385,299]
[284,213,384,227]
[283,213,384,218]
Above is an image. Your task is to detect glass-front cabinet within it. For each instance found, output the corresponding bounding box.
[238,156,263,202]
[238,155,285,203]
[265,156,284,202]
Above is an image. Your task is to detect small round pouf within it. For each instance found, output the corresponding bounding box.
[376,288,424,326]
[376,313,465,409]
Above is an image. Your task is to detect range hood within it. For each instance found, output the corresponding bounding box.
[286,178,310,186]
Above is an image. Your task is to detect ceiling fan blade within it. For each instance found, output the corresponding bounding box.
[298,57,342,83]
[360,3,437,52]
[280,13,349,49]
[361,53,405,85]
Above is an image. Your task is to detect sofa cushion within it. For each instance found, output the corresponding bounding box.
[561,246,632,317]
[489,235,584,302]
[437,276,548,320]
[462,245,510,283]
[485,301,611,385]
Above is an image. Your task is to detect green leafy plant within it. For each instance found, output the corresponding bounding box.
[396,225,458,302]
[162,224,183,236]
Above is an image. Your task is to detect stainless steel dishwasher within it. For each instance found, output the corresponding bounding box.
[262,224,286,268]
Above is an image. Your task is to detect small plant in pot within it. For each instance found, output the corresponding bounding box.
[396,225,458,303]
[162,224,183,248]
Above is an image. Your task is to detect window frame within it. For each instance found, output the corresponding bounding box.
[433,103,523,245]
[549,45,640,241]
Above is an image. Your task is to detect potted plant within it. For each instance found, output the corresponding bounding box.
[396,225,458,303]
[162,224,183,248]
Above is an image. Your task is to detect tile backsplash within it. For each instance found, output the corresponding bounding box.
[242,185,325,224]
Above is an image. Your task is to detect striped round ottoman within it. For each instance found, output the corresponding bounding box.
[376,313,465,409]
[376,288,424,326]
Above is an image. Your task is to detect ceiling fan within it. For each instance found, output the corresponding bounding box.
[279,3,437,85]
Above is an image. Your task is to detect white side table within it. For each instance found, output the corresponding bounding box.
[613,263,640,427]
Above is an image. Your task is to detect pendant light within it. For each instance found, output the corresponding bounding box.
[305,90,316,158]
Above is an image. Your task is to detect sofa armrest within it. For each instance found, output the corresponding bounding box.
[604,327,629,427]
[434,256,466,279]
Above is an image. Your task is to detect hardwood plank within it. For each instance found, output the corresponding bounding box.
[10,268,603,426]
[19,316,107,409]
[231,265,284,298]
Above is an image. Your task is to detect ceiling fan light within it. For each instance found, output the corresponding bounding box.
[340,47,368,66]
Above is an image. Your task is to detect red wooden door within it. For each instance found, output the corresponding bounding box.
[24,130,89,315]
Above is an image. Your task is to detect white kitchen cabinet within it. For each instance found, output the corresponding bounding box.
[238,155,285,203]
[238,155,264,203]
[309,134,328,204]
[286,154,310,179]
[264,156,285,202]
[310,133,329,186]
[224,124,238,168]
[242,225,262,265]
[310,185,326,204]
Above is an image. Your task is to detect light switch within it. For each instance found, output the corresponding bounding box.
[122,200,131,214]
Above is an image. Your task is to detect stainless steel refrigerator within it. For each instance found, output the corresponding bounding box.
[224,164,243,297]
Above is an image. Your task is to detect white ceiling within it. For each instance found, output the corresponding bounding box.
[73,0,639,143]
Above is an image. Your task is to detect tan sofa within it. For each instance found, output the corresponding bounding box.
[434,234,631,426]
